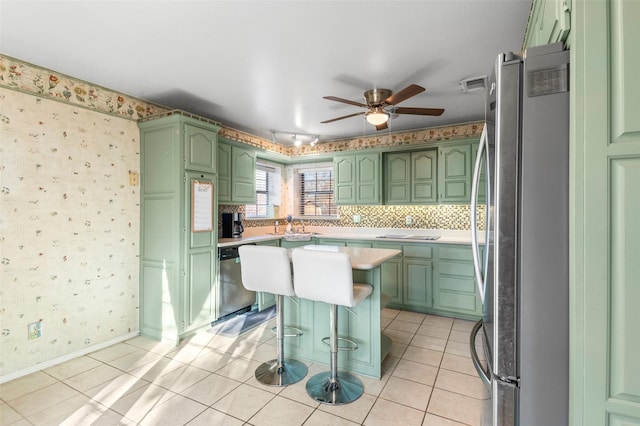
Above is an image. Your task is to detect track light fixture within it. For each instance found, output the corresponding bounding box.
[270,130,320,147]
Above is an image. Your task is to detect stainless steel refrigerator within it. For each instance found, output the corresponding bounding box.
[469,42,570,426]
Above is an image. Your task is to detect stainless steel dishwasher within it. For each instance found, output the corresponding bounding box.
[217,243,257,319]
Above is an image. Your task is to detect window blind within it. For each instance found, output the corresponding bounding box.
[297,167,337,216]
[245,166,269,217]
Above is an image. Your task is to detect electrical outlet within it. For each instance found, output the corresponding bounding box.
[28,321,42,340]
[353,214,361,224]
[405,215,413,226]
[129,171,139,186]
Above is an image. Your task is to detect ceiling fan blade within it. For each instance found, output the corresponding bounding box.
[394,107,445,116]
[323,96,368,108]
[321,111,365,123]
[376,121,388,131]
[385,84,425,105]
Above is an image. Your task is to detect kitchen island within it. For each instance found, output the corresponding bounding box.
[282,245,401,379]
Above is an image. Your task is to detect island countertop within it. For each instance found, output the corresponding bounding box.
[294,244,401,270]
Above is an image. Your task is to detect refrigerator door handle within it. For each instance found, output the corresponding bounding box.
[470,319,491,387]
[471,125,488,303]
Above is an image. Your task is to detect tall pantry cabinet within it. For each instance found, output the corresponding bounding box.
[138,112,220,343]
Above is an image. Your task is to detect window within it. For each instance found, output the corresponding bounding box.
[245,163,281,218]
[296,166,338,217]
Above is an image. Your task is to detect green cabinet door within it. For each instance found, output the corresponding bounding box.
[373,241,404,308]
[433,245,481,317]
[439,144,472,203]
[231,145,256,204]
[185,123,217,173]
[412,150,437,204]
[356,153,381,204]
[380,258,403,306]
[185,171,217,329]
[217,142,231,202]
[385,152,411,204]
[403,258,433,310]
[217,141,256,204]
[334,155,356,204]
[572,1,640,423]
[334,153,381,205]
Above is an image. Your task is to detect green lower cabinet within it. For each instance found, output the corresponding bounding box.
[403,258,433,310]
[316,238,346,247]
[433,245,481,317]
[380,258,403,306]
[374,241,481,319]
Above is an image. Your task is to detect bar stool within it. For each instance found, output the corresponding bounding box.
[292,247,373,405]
[238,245,307,386]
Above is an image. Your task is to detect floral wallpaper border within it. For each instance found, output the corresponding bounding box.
[1,54,483,158]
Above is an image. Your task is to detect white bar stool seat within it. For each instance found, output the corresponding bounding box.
[238,245,307,386]
[292,247,373,405]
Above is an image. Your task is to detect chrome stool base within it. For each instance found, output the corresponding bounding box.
[255,358,307,386]
[305,371,364,405]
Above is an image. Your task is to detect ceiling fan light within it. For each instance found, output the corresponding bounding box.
[365,111,389,126]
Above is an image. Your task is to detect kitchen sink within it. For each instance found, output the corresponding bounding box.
[282,232,320,241]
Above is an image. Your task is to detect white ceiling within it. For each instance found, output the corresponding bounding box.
[0,0,532,146]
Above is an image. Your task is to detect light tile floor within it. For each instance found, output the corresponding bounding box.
[0,309,489,425]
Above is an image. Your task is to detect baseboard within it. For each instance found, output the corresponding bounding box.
[0,331,139,384]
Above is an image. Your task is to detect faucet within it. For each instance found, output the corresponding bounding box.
[299,219,305,233]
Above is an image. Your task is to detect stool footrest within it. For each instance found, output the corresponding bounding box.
[321,336,359,351]
[271,325,303,337]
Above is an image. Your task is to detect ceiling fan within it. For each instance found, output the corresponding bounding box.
[321,84,444,131]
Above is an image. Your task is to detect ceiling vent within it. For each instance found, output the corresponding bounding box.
[460,76,488,92]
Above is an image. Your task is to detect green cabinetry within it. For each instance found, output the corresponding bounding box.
[523,0,570,49]
[385,150,437,204]
[334,153,381,205]
[138,112,220,343]
[438,144,472,203]
[433,245,481,317]
[372,240,480,319]
[217,139,256,204]
[403,244,434,311]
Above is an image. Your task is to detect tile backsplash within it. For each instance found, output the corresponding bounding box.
[222,204,485,231]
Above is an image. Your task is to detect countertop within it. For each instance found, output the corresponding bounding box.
[218,227,481,248]
[295,245,402,270]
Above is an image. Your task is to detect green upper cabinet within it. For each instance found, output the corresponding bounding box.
[523,0,571,49]
[217,140,256,204]
[412,150,437,203]
[334,153,381,205]
[438,144,472,203]
[385,150,437,204]
[385,153,411,203]
[185,123,218,173]
[217,142,231,202]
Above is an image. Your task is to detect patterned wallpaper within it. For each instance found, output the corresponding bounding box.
[0,88,140,378]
